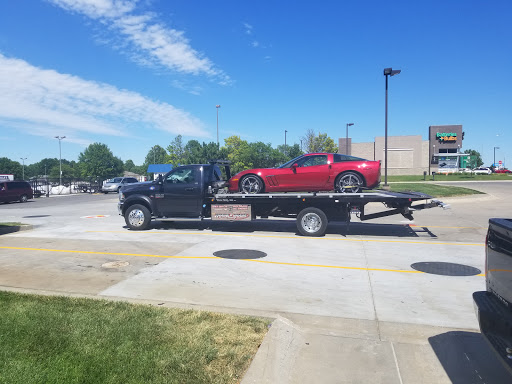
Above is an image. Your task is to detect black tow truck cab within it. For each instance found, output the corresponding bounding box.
[118,160,447,237]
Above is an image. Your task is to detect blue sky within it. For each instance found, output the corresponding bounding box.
[0,0,510,166]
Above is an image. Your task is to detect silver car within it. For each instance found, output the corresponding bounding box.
[102,177,139,193]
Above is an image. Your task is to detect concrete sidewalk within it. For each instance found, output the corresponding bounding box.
[242,314,511,383]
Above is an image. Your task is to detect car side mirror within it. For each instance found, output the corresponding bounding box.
[291,163,299,171]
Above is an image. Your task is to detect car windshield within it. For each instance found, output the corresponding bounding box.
[278,155,304,168]
[108,178,123,183]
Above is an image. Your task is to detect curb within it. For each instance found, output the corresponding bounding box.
[0,224,34,235]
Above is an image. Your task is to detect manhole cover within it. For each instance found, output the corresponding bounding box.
[213,249,267,259]
[411,262,481,276]
[22,215,50,218]
[102,261,130,269]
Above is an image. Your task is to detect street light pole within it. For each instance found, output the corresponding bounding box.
[55,136,66,186]
[284,130,288,156]
[383,68,401,186]
[494,146,500,168]
[216,105,221,147]
[345,123,354,155]
[20,157,27,180]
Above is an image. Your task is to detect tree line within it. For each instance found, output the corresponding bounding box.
[0,130,338,180]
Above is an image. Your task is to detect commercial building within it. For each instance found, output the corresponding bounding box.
[339,125,466,175]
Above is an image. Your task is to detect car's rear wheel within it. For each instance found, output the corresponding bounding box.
[335,172,364,193]
[19,194,28,203]
[239,175,264,194]
[297,207,328,237]
[124,204,151,230]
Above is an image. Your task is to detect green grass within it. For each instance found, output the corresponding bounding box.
[0,222,25,227]
[385,183,484,197]
[0,291,270,384]
[387,173,512,182]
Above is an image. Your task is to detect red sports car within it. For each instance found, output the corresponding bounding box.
[228,153,381,194]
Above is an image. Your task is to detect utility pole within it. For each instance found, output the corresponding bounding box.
[20,157,27,180]
[55,136,66,186]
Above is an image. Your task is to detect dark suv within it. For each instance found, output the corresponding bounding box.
[0,181,33,203]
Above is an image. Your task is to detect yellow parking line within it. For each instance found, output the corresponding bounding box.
[0,245,484,276]
[86,230,485,247]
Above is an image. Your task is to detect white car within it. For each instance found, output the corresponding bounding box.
[472,167,492,175]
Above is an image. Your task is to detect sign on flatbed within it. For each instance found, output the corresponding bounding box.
[211,204,252,221]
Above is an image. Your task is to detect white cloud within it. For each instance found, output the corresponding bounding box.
[243,22,253,35]
[48,0,230,84]
[0,54,207,141]
[252,41,259,48]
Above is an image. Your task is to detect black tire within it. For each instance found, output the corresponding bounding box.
[335,172,364,193]
[239,175,265,194]
[19,194,28,203]
[124,204,152,230]
[103,191,108,194]
[296,207,328,237]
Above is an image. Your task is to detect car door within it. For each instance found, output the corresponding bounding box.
[157,166,202,217]
[276,154,330,191]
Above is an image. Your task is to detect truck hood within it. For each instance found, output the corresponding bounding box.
[121,181,155,193]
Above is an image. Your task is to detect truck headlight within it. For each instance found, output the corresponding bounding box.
[119,191,125,201]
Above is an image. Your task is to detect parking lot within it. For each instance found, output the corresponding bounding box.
[1,181,512,383]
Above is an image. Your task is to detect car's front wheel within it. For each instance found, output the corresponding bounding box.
[335,172,364,193]
[124,204,151,230]
[239,175,264,194]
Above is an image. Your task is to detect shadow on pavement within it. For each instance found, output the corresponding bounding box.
[429,331,512,383]
[145,220,435,238]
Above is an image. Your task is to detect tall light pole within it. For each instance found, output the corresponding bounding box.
[383,67,401,186]
[20,157,27,180]
[494,146,500,168]
[345,123,354,155]
[285,130,288,155]
[55,136,66,186]
[216,105,221,147]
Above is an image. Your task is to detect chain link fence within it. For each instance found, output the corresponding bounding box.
[28,177,105,196]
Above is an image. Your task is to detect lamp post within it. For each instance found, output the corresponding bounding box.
[55,136,66,186]
[494,146,500,168]
[345,123,354,155]
[383,67,401,186]
[284,130,288,155]
[216,105,221,146]
[20,157,27,180]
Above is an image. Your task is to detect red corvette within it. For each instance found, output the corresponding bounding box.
[228,153,381,194]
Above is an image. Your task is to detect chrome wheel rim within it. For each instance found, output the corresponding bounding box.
[128,209,145,227]
[241,176,262,194]
[338,174,362,193]
[301,213,322,233]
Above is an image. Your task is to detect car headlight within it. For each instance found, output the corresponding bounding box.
[119,190,125,201]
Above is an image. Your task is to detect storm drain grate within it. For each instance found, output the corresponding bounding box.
[213,249,267,260]
[411,262,481,276]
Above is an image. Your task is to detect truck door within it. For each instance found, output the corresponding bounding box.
[158,166,202,217]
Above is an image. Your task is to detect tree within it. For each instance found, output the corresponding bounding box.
[49,163,76,179]
[124,160,135,172]
[301,130,338,153]
[0,157,22,179]
[463,149,483,168]
[277,143,303,160]
[223,136,253,174]
[78,143,124,179]
[167,135,186,167]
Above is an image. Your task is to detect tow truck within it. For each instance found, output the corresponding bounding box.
[118,161,447,237]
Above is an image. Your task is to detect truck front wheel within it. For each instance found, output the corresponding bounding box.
[125,204,151,230]
[297,207,328,237]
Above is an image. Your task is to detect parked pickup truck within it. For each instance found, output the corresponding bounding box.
[474,218,512,373]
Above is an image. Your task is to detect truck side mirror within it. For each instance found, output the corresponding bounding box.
[157,174,163,184]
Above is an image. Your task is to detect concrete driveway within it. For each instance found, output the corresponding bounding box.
[1,182,511,383]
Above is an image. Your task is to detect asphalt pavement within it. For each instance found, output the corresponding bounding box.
[1,182,511,383]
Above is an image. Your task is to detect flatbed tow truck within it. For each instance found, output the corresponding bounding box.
[118,161,448,237]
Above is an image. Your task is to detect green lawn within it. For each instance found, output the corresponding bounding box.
[387,173,512,182]
[384,183,484,197]
[0,291,269,384]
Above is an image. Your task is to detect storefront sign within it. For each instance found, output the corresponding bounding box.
[436,132,457,142]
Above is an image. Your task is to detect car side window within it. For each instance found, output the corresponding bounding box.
[166,168,198,184]
[300,155,328,167]
[333,154,347,162]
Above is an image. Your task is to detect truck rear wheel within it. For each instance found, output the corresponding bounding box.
[297,207,328,237]
[125,204,151,230]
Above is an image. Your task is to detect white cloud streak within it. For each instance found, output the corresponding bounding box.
[0,54,207,141]
[49,0,230,84]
